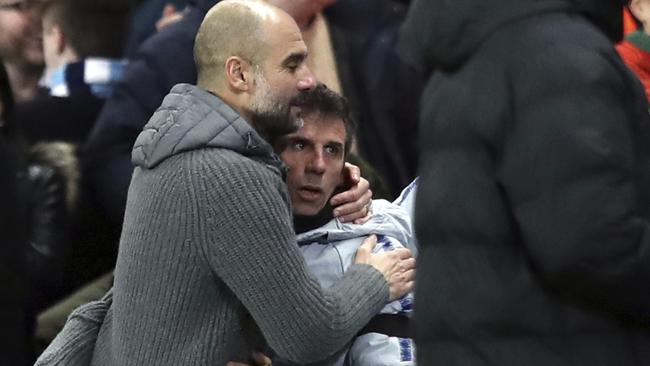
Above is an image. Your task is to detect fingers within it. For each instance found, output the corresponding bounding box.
[402,268,416,282]
[353,199,373,224]
[390,276,416,301]
[251,352,272,366]
[162,3,177,17]
[393,248,414,260]
[343,162,361,184]
[332,188,372,223]
[403,280,415,295]
[389,279,416,301]
[399,257,417,274]
[353,212,372,225]
[226,353,272,366]
[156,4,183,31]
[330,176,369,207]
[354,235,377,264]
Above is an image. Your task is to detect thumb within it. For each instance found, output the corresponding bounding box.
[344,162,361,184]
[354,234,377,264]
[162,4,177,17]
[252,352,272,365]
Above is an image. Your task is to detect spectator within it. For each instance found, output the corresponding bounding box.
[12,0,132,295]
[400,0,650,364]
[1,59,71,317]
[16,0,131,144]
[83,0,220,227]
[123,0,189,57]
[0,0,43,102]
[618,1,650,101]
[274,84,417,366]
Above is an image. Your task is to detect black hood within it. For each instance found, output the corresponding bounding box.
[399,0,627,72]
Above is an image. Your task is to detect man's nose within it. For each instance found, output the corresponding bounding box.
[297,65,316,91]
[25,1,42,20]
[307,152,326,174]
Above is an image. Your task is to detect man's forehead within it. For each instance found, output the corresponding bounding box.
[293,114,345,139]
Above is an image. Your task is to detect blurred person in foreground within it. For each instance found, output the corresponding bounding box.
[399,0,650,364]
[36,1,414,365]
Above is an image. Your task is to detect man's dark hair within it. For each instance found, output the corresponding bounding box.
[294,83,357,156]
[41,0,132,59]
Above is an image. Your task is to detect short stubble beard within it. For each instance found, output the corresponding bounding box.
[248,68,303,146]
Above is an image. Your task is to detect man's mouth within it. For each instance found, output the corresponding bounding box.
[297,185,324,201]
[26,36,42,47]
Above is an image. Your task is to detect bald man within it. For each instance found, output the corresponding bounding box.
[34,1,415,365]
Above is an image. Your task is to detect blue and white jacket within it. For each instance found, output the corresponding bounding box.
[297,190,418,366]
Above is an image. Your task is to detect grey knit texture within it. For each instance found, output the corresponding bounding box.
[79,84,389,365]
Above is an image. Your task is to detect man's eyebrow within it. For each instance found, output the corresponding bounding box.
[282,52,308,67]
[288,136,310,144]
[326,141,344,150]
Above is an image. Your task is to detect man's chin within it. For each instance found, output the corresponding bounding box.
[293,203,325,217]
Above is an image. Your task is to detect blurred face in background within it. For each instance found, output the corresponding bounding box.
[264,0,338,28]
[631,0,650,35]
[0,0,43,67]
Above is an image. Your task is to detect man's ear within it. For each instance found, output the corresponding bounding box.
[224,56,253,92]
[630,0,644,23]
[52,25,66,55]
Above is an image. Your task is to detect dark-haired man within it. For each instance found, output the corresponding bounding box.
[274,84,418,366]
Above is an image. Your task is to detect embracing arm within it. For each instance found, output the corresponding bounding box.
[193,156,390,363]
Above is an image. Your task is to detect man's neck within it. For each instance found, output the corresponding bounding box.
[4,61,43,102]
[293,204,335,234]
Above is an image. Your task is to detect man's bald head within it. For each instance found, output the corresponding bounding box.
[193,0,316,145]
[194,0,286,90]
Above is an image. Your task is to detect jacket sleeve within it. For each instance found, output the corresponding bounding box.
[499,44,650,321]
[24,163,69,309]
[192,157,389,364]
